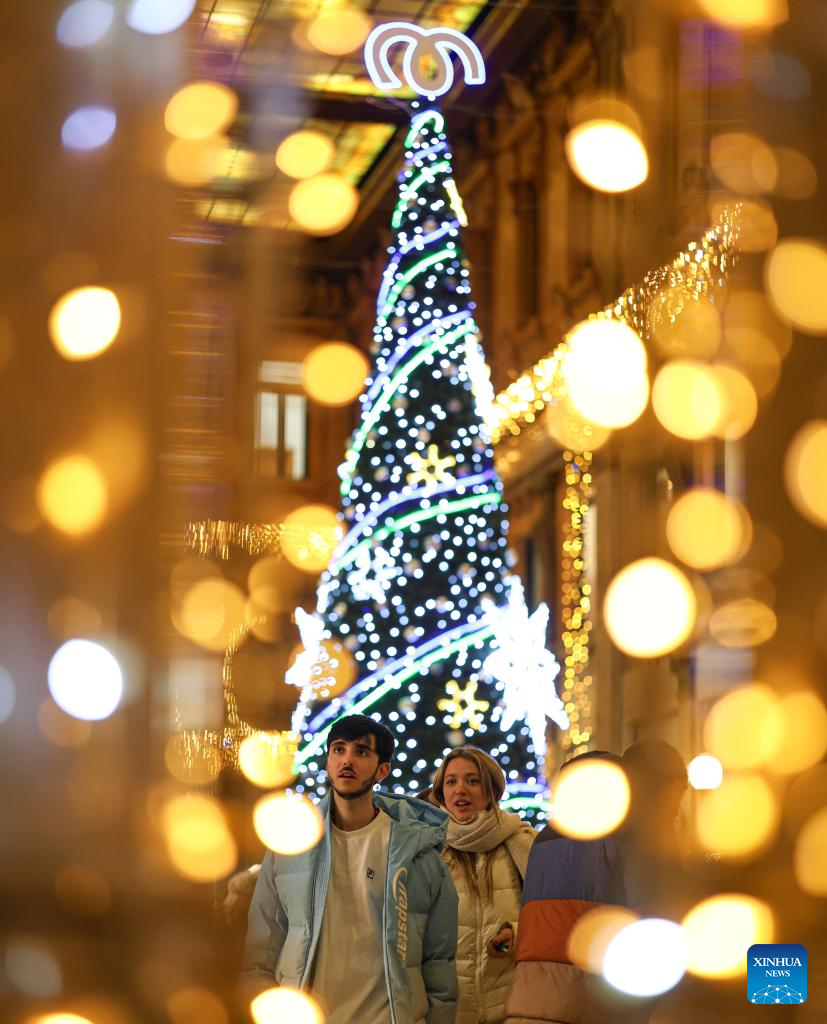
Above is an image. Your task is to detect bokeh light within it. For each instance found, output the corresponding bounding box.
[287,638,356,702]
[749,51,811,101]
[710,364,758,440]
[48,639,123,721]
[37,698,92,747]
[709,132,778,193]
[28,1015,93,1024]
[48,286,121,360]
[695,0,788,31]
[164,735,221,786]
[544,400,612,452]
[724,290,792,360]
[61,106,117,151]
[652,360,722,440]
[682,895,775,979]
[302,342,368,406]
[281,504,341,573]
[57,1,114,48]
[253,792,324,855]
[704,684,780,770]
[247,556,289,614]
[567,905,639,973]
[604,558,696,658]
[4,941,62,998]
[48,596,103,640]
[238,731,299,789]
[161,793,238,882]
[126,0,196,35]
[688,754,724,791]
[771,691,827,776]
[37,454,108,536]
[550,759,630,839]
[563,318,648,428]
[696,773,779,860]
[765,239,827,335]
[724,197,778,253]
[175,578,246,651]
[0,665,16,723]
[773,147,817,200]
[305,7,372,56]
[784,420,827,528]
[602,918,688,997]
[167,987,229,1024]
[667,488,750,570]
[652,297,721,359]
[250,987,324,1024]
[288,173,360,236]
[709,598,777,648]
[565,120,648,193]
[721,322,782,398]
[794,807,827,896]
[276,130,335,180]
[165,135,230,187]
[165,82,238,141]
[54,863,111,916]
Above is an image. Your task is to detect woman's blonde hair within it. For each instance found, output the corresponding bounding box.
[432,746,506,901]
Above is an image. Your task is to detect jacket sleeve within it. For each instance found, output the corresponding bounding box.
[421,857,459,1024]
[240,851,287,998]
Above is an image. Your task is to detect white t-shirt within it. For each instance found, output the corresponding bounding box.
[310,809,393,1024]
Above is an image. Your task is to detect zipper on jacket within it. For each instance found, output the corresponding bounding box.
[383,821,399,1024]
[300,827,331,990]
[474,856,486,1021]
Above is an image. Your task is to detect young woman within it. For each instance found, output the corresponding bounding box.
[432,746,537,1024]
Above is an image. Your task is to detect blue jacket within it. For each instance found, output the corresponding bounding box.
[243,792,459,1024]
[504,831,657,1024]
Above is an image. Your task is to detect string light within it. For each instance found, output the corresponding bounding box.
[488,208,740,442]
[559,451,593,753]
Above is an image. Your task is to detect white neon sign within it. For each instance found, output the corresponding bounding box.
[364,21,486,98]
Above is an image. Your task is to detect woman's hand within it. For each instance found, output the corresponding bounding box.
[486,925,514,959]
[222,865,259,927]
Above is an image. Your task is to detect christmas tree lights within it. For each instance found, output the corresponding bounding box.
[293,99,565,816]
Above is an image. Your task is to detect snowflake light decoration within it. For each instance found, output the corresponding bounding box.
[482,578,569,755]
[437,679,490,731]
[406,444,457,488]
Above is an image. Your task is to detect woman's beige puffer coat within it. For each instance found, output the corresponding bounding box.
[442,809,537,1024]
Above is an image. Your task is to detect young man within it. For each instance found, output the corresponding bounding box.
[242,713,459,1024]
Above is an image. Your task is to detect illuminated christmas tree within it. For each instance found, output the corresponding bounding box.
[288,96,568,819]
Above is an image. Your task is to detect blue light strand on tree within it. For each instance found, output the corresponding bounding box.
[290,102,567,819]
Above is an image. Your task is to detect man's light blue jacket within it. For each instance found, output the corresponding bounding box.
[242,792,459,1024]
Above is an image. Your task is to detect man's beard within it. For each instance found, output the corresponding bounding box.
[328,770,380,801]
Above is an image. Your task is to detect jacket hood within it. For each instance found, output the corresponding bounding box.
[319,791,449,855]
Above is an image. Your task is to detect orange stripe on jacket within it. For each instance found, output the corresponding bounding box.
[513,899,603,964]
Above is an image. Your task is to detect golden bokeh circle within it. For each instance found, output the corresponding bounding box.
[303,342,368,406]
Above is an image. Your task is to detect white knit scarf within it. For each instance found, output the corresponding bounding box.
[445,808,531,880]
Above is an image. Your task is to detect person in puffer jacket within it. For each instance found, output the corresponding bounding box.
[242,714,459,1024]
[431,746,538,1024]
[503,745,688,1024]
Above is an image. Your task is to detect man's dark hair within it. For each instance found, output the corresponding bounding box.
[327,714,395,765]
[622,740,688,792]
[559,748,621,772]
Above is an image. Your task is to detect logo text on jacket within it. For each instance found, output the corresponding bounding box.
[392,866,408,960]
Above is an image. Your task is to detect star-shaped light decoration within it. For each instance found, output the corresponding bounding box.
[406,443,457,488]
[348,545,400,604]
[482,577,569,757]
[437,679,490,731]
